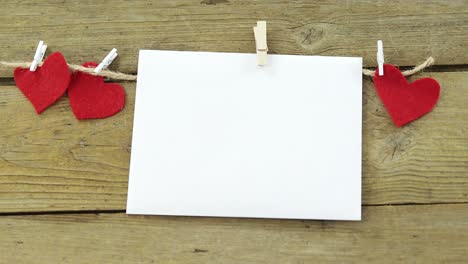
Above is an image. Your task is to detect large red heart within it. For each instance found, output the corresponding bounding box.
[14,52,70,114]
[373,64,440,127]
[68,62,125,120]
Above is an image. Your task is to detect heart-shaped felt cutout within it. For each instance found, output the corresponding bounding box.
[14,52,71,113]
[68,62,125,120]
[374,64,440,127]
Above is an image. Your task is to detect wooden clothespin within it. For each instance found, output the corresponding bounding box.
[30,40,47,72]
[377,40,384,76]
[253,21,268,66]
[94,48,118,73]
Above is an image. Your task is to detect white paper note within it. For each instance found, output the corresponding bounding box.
[127,50,362,220]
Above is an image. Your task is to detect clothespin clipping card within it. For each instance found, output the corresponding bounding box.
[253,21,268,66]
[30,40,47,71]
[377,40,384,76]
[95,48,118,73]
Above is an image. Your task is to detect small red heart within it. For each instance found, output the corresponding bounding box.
[68,62,125,120]
[374,64,440,127]
[14,52,71,114]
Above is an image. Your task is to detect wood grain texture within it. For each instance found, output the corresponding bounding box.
[0,1,466,262]
[0,84,135,212]
[0,72,467,213]
[0,0,467,77]
[1,204,468,263]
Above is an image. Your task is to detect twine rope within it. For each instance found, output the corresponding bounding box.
[0,61,137,81]
[0,57,434,81]
[362,57,434,77]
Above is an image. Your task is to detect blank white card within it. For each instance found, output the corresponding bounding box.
[127,50,362,220]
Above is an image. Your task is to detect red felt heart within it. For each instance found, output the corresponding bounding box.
[373,64,440,127]
[14,52,70,114]
[68,62,125,120]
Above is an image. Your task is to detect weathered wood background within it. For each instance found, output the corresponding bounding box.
[0,0,467,263]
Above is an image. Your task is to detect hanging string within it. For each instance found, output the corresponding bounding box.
[0,56,434,81]
[362,57,434,77]
[0,61,137,81]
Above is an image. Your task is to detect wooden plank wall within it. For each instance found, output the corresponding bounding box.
[0,1,467,263]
